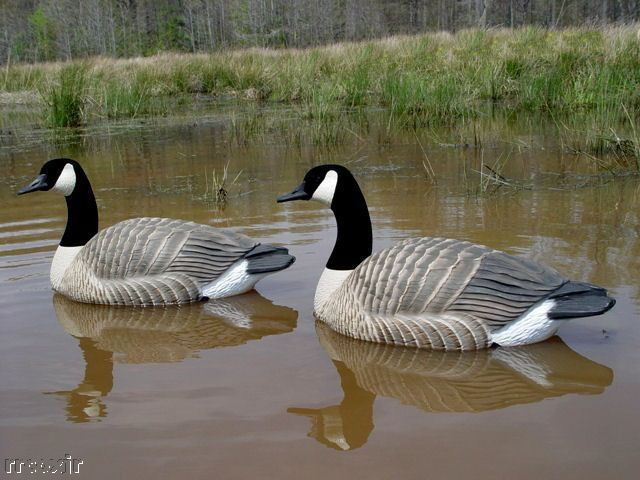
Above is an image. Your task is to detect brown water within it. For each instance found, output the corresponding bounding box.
[1,112,639,479]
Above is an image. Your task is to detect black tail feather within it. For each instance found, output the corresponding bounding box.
[549,281,607,299]
[548,281,615,319]
[244,244,295,274]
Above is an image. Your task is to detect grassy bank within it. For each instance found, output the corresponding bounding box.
[2,25,639,167]
[2,26,639,123]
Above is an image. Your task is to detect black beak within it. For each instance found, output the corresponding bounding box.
[277,182,311,203]
[18,174,49,195]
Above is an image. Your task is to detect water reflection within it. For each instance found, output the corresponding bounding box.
[48,293,297,422]
[289,322,613,450]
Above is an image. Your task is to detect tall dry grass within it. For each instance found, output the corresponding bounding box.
[1,25,638,139]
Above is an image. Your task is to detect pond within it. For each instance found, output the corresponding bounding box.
[1,109,639,479]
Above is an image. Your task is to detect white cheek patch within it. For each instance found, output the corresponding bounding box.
[51,163,76,196]
[311,170,338,206]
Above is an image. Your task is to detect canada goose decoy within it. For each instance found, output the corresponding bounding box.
[18,158,294,305]
[278,165,616,350]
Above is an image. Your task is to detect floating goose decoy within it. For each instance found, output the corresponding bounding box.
[278,164,615,350]
[18,158,294,305]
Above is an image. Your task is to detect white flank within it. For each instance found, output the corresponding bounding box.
[202,260,267,299]
[315,268,353,311]
[491,300,559,347]
[50,245,83,290]
[51,163,77,196]
[311,170,338,206]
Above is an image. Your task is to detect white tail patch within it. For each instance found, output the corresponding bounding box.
[202,260,267,299]
[491,300,559,347]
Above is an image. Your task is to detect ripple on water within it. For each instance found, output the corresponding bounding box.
[0,217,57,303]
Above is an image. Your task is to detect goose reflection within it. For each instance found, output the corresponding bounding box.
[289,322,613,451]
[47,292,297,423]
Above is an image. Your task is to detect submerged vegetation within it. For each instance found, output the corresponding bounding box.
[203,163,243,205]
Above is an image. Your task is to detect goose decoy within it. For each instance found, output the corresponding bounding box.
[18,158,294,305]
[278,164,615,350]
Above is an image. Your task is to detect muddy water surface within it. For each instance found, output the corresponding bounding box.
[1,114,639,479]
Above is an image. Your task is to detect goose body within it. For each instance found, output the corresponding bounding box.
[19,158,294,305]
[278,164,615,351]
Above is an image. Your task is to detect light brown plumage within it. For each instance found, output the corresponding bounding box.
[57,217,258,305]
[315,237,566,350]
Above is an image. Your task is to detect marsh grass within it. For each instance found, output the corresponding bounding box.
[557,102,640,173]
[204,162,243,205]
[306,84,347,146]
[621,104,640,172]
[4,26,638,131]
[43,63,87,127]
[230,108,266,145]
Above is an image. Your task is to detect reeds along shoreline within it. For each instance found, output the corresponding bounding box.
[1,25,639,135]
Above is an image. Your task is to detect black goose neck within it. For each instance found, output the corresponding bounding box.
[60,170,98,247]
[327,175,372,270]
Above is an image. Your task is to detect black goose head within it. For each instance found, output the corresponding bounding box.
[18,158,88,197]
[18,158,98,247]
[278,164,372,270]
[277,164,360,210]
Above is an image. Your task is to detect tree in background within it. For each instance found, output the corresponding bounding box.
[1,0,638,64]
[28,6,55,61]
